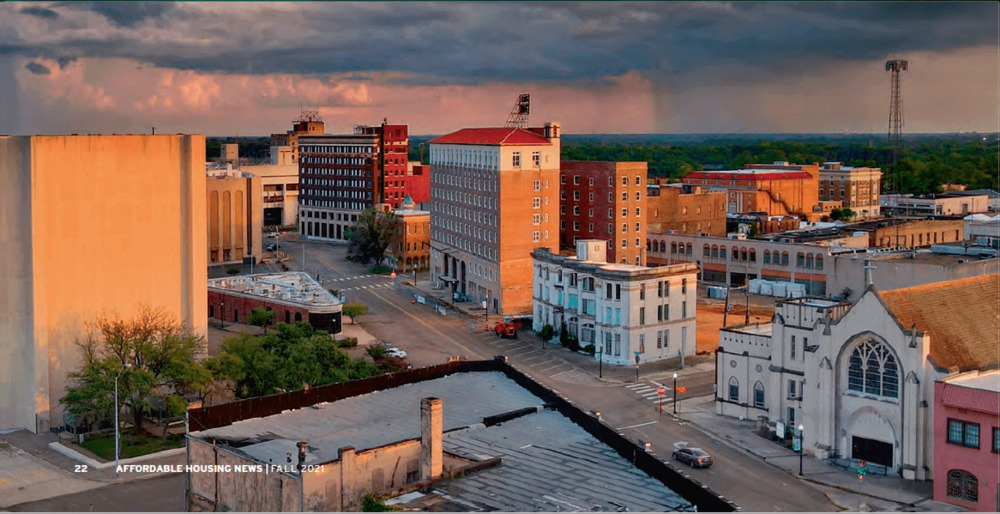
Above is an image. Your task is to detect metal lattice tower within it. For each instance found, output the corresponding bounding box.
[505,94,530,129]
[885,59,908,192]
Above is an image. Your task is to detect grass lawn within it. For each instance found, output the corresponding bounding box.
[80,432,184,460]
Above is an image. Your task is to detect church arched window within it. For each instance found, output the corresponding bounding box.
[728,377,739,401]
[847,340,899,398]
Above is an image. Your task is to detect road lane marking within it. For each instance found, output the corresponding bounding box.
[625,383,648,389]
[617,421,658,430]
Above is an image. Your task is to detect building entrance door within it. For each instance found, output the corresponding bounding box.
[851,436,893,467]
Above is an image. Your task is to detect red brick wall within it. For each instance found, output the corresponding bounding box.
[208,290,311,325]
[560,161,646,265]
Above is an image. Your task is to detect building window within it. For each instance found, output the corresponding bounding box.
[948,419,981,449]
[561,175,566,185]
[791,335,796,359]
[533,180,540,191]
[573,175,580,185]
[946,470,979,503]
[574,206,580,215]
[728,377,739,401]
[753,382,765,408]
[622,176,628,186]
[533,197,541,209]
[764,251,771,264]
[532,231,540,242]
[847,339,899,398]
[622,191,628,201]
[533,214,541,225]
[532,152,540,167]
[513,152,521,167]
[994,427,1000,453]
[639,308,645,325]
[788,379,798,399]
[574,191,580,201]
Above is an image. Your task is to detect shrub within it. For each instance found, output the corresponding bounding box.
[226,266,240,275]
[559,322,569,346]
[366,344,388,360]
[335,337,358,348]
[584,345,596,356]
[540,324,554,341]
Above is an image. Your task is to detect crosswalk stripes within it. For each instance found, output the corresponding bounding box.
[626,381,674,404]
[339,282,393,292]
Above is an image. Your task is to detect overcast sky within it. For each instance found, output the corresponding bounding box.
[2,1,997,135]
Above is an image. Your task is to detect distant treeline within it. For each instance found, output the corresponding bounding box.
[214,133,997,195]
[206,137,272,163]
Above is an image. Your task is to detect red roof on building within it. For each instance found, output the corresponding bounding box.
[430,128,552,146]
[940,381,1000,415]
[684,171,812,181]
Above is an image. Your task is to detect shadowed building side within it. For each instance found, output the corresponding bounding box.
[0,134,208,433]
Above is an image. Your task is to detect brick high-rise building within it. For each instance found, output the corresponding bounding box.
[429,123,561,316]
[297,122,409,241]
[270,111,325,165]
[819,162,882,219]
[560,161,647,266]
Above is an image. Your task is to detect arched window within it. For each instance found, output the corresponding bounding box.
[763,251,771,264]
[806,254,814,268]
[685,243,692,255]
[749,248,756,262]
[294,312,303,323]
[659,241,666,253]
[720,246,727,259]
[847,340,899,398]
[711,245,719,258]
[781,251,789,266]
[946,470,978,503]
[740,248,748,261]
[753,381,765,408]
[796,252,805,267]
[285,310,291,323]
[728,377,739,401]
[647,240,652,251]
[732,246,739,261]
[671,242,677,254]
[816,255,824,270]
[703,244,711,257]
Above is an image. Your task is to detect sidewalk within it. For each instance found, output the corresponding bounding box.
[676,395,962,512]
[407,276,716,383]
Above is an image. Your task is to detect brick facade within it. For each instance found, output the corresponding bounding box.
[646,182,727,237]
[560,161,647,265]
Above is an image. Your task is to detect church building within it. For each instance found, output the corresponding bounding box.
[715,273,999,480]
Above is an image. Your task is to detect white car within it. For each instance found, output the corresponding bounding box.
[267,232,280,238]
[385,348,407,359]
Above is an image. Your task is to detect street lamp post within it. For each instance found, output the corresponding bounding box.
[798,424,805,476]
[114,363,131,479]
[673,372,678,414]
[220,302,225,329]
[598,346,603,379]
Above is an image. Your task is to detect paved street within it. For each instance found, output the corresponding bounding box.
[7,474,184,512]
[258,237,839,512]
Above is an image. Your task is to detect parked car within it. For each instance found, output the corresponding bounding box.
[386,347,407,359]
[672,447,713,468]
[266,244,278,251]
[266,232,280,238]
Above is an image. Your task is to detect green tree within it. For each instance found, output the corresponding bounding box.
[347,207,401,266]
[247,307,276,334]
[342,302,369,324]
[60,305,211,436]
[366,344,388,361]
[226,267,240,276]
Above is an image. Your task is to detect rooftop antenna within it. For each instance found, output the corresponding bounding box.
[885,59,908,194]
[505,93,530,129]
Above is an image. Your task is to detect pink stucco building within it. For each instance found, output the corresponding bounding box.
[933,370,1000,511]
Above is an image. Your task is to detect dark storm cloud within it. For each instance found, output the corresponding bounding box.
[25,61,50,74]
[20,6,59,19]
[56,1,176,27]
[3,1,996,85]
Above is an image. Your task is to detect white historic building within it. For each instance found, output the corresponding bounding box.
[532,240,698,366]
[715,274,998,480]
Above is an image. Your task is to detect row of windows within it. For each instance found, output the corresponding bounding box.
[728,379,767,408]
[430,172,499,192]
[434,232,498,261]
[301,189,372,201]
[430,188,498,210]
[429,147,498,169]
[300,167,371,178]
[301,145,373,155]
[302,199,371,210]
[430,202,498,227]
[301,157,371,165]
[561,175,642,187]
[302,210,358,222]
[433,219,498,244]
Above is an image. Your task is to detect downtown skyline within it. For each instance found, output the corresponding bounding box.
[1,1,997,136]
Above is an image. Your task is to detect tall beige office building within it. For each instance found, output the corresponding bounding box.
[0,135,208,433]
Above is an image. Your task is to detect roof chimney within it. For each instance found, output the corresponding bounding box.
[420,397,443,480]
[297,441,308,472]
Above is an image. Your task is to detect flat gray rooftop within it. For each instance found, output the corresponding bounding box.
[191,372,545,466]
[440,410,694,512]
